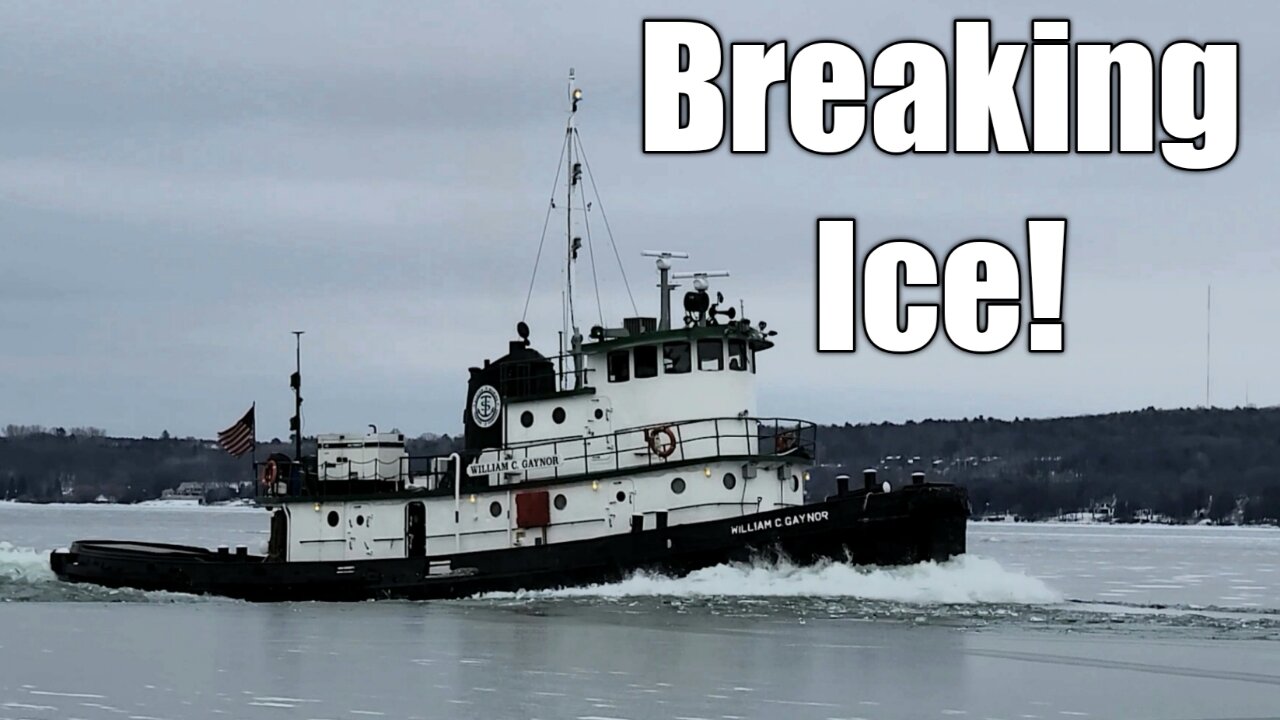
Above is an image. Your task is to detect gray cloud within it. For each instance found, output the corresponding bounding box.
[1,1,1277,438]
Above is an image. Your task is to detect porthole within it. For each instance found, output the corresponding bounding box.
[554,494,567,510]
[553,407,566,424]
[520,410,534,428]
[356,514,365,526]
[791,475,800,493]
[616,490,626,502]
[489,501,502,518]
[326,511,339,527]
[723,472,737,490]
[594,408,604,420]
[671,477,686,494]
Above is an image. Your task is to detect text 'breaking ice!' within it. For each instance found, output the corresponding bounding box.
[640,18,1241,353]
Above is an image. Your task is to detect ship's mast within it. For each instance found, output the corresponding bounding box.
[564,69,584,389]
[524,69,636,389]
[290,330,304,463]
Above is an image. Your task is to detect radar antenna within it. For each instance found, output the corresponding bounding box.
[673,271,732,326]
[642,251,689,331]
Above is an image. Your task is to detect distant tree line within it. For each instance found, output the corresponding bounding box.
[809,407,1280,524]
[0,428,461,503]
[5,408,1280,523]
[5,425,106,439]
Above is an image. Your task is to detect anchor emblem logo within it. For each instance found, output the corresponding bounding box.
[471,385,501,428]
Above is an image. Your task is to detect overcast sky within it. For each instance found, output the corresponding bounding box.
[1,1,1277,439]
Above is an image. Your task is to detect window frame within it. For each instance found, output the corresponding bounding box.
[634,345,659,379]
[607,349,630,383]
[697,339,724,372]
[727,339,749,372]
[663,341,692,375]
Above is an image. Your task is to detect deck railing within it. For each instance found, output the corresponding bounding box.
[255,416,815,499]
[485,352,597,400]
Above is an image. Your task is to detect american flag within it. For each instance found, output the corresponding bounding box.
[217,405,255,458]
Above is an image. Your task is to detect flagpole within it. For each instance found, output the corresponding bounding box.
[250,401,257,501]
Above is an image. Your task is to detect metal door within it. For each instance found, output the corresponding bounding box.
[584,396,615,470]
[346,503,374,557]
[605,478,636,531]
[405,501,426,558]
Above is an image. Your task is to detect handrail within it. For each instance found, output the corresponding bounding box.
[255,415,816,500]
[487,353,597,399]
[481,414,817,452]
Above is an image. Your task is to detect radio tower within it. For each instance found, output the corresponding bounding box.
[1205,284,1212,408]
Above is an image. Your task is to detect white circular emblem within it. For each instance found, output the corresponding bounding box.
[471,385,501,428]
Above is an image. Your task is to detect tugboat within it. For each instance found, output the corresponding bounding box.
[50,74,968,601]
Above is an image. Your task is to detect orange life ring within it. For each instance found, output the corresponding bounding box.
[263,459,279,488]
[774,431,797,453]
[647,427,677,459]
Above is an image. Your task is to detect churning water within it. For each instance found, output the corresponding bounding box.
[2,502,1279,720]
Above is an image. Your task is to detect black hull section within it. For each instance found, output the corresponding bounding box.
[50,484,968,602]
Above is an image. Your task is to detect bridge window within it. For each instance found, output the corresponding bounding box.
[635,345,658,379]
[663,341,691,374]
[728,339,748,372]
[697,339,723,371]
[607,350,629,383]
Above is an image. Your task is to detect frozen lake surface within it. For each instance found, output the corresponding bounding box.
[2,502,1278,719]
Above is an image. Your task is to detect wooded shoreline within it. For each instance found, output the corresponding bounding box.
[4,406,1279,524]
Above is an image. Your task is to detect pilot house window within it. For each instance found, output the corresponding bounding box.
[728,339,748,372]
[607,350,629,383]
[663,342,691,374]
[634,345,658,379]
[697,339,723,371]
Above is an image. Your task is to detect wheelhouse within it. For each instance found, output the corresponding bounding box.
[255,255,813,564]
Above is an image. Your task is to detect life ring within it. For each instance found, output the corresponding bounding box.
[647,426,677,459]
[262,459,279,489]
[774,431,797,453]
